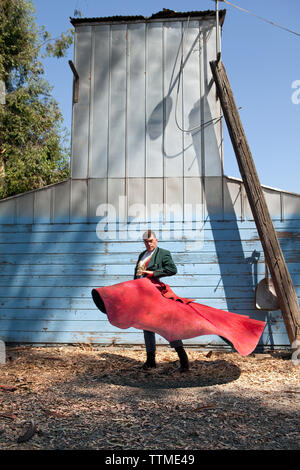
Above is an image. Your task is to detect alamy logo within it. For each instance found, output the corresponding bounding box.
[95,197,204,243]
[291,80,300,104]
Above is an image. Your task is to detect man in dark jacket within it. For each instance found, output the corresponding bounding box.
[134,230,189,372]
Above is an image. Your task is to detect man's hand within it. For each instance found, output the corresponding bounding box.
[141,270,154,277]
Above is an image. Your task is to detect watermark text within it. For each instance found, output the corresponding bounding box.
[95,198,204,243]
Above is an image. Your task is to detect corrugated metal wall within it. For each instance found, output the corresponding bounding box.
[71,18,222,223]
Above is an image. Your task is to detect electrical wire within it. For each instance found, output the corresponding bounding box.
[218,0,300,38]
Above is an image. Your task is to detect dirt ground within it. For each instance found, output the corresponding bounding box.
[0,345,299,450]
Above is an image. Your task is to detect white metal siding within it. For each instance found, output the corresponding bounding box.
[72,18,223,217]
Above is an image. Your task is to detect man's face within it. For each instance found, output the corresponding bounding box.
[143,236,158,252]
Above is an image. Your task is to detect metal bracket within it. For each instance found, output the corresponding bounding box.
[68,60,79,103]
[215,0,221,62]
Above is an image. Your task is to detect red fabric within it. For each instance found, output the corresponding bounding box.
[92,277,266,357]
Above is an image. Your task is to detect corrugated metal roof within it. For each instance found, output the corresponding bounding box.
[70,9,226,26]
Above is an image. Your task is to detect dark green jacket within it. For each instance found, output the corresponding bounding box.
[134,247,177,279]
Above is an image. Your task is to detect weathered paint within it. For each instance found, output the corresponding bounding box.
[1,176,300,225]
[0,216,299,347]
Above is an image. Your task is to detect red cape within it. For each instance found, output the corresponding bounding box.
[92,277,266,356]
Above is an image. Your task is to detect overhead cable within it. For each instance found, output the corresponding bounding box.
[218,0,300,38]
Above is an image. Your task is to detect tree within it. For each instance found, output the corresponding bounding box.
[0,0,73,199]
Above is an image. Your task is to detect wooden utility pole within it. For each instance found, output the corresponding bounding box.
[210,59,300,346]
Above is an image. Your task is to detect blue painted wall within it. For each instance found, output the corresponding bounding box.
[0,213,299,348]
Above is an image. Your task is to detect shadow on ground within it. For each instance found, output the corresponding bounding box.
[92,352,241,389]
[1,347,299,450]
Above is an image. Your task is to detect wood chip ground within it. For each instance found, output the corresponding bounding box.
[0,345,299,450]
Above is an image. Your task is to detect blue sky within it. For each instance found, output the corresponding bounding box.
[33,0,300,194]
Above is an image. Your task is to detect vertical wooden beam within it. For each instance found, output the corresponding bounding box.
[210,59,300,345]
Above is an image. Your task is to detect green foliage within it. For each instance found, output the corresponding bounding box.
[44,29,74,58]
[0,0,73,199]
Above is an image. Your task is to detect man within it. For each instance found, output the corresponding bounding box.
[134,230,190,373]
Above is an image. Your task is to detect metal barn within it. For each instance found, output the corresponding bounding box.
[0,9,299,349]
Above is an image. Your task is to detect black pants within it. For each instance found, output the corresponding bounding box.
[143,330,183,353]
[136,275,183,352]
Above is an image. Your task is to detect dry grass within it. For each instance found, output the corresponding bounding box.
[0,345,299,450]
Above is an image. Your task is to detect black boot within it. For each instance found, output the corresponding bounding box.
[142,351,156,370]
[175,346,189,373]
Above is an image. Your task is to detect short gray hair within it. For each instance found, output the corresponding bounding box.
[142,230,157,240]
